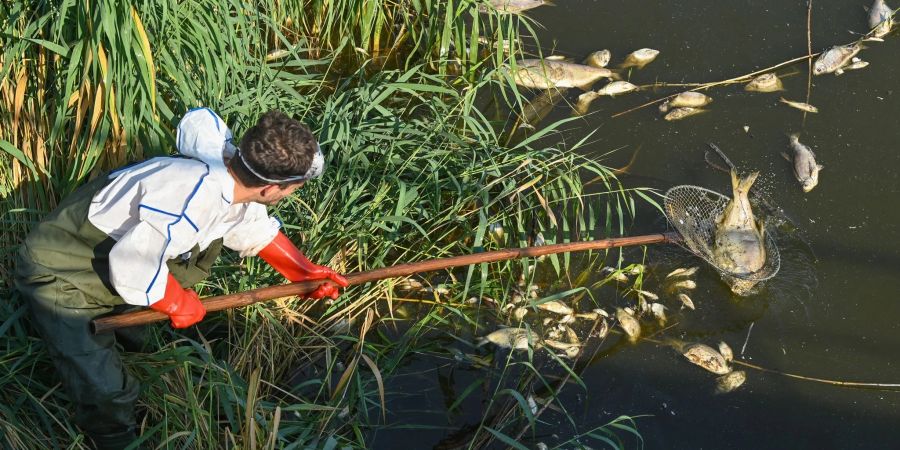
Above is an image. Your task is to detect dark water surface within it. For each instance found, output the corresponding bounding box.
[373,1,900,448]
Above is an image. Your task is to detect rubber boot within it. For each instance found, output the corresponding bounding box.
[87,426,139,450]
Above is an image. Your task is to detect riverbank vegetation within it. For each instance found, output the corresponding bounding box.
[1,1,645,448]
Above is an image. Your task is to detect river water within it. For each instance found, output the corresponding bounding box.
[373,1,900,448]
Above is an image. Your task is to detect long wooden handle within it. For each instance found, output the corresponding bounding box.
[91,232,678,334]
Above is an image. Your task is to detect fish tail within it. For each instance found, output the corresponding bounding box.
[542,0,556,6]
[731,170,759,195]
[787,132,800,143]
[609,70,623,81]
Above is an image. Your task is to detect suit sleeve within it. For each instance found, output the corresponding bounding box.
[222,203,282,257]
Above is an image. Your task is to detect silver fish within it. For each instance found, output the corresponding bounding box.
[481,0,552,14]
[813,43,862,75]
[564,325,581,345]
[666,266,699,279]
[786,133,823,192]
[744,73,784,92]
[650,303,667,324]
[779,97,819,113]
[715,370,747,394]
[543,339,580,351]
[574,312,600,321]
[616,308,641,341]
[869,0,894,38]
[536,300,574,315]
[584,49,612,68]
[714,170,767,277]
[669,92,713,108]
[664,107,706,121]
[718,341,734,362]
[676,293,696,310]
[513,307,529,321]
[683,343,732,375]
[512,59,618,90]
[636,289,659,301]
[837,59,870,75]
[620,48,660,69]
[596,81,639,96]
[478,327,540,350]
[671,279,697,290]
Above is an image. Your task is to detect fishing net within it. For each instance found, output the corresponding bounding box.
[663,185,781,295]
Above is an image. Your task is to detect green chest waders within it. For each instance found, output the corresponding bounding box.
[14,173,223,444]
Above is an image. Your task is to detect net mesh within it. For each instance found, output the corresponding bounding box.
[663,185,780,295]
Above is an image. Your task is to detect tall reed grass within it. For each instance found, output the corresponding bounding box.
[1,0,645,448]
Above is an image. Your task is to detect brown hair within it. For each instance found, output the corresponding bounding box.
[229,110,318,187]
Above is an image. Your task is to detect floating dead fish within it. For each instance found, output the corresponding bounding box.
[593,308,610,318]
[616,308,641,340]
[546,328,562,340]
[396,278,425,291]
[584,49,612,68]
[664,107,706,121]
[869,0,894,38]
[744,73,784,92]
[595,318,610,339]
[649,303,667,324]
[574,91,601,115]
[477,328,540,350]
[627,264,646,275]
[666,266,700,279]
[660,92,713,113]
[564,325,581,345]
[536,300,574,315]
[621,48,660,69]
[636,289,659,301]
[559,314,576,324]
[596,80,639,96]
[715,370,747,394]
[779,97,819,113]
[574,312,600,321]
[671,279,697,290]
[718,341,734,362]
[676,293,696,310]
[542,317,553,326]
[785,133,823,193]
[543,339,581,351]
[836,58,870,75]
[513,307,529,321]
[813,43,862,76]
[682,343,732,375]
[512,59,619,90]
[481,0,552,14]
[564,346,580,358]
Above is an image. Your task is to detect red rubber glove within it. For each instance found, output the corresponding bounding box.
[258,232,349,300]
[149,274,206,328]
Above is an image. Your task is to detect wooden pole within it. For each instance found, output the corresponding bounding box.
[91,232,678,334]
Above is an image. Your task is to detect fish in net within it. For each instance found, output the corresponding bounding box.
[663,184,781,295]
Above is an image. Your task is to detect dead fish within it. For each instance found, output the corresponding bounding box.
[779,97,819,113]
[813,43,862,75]
[512,59,619,90]
[564,325,581,345]
[595,318,610,339]
[620,48,660,69]
[521,88,569,128]
[558,314,576,324]
[596,80,639,96]
[615,308,641,340]
[649,303,667,324]
[543,339,581,351]
[715,370,747,394]
[676,293,696,310]
[574,91,601,116]
[869,0,894,38]
[718,341,734,362]
[682,343,732,375]
[513,307,529,321]
[396,278,425,291]
[636,290,659,301]
[626,264,646,276]
[664,107,706,121]
[744,73,784,92]
[836,58,870,75]
[574,312,600,321]
[668,92,713,110]
[593,308,610,318]
[666,266,699,279]
[671,279,697,290]
[477,328,540,350]
[584,49,612,68]
[714,170,767,277]
[481,0,553,14]
[564,346,580,358]
[536,301,574,315]
[785,133,823,193]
